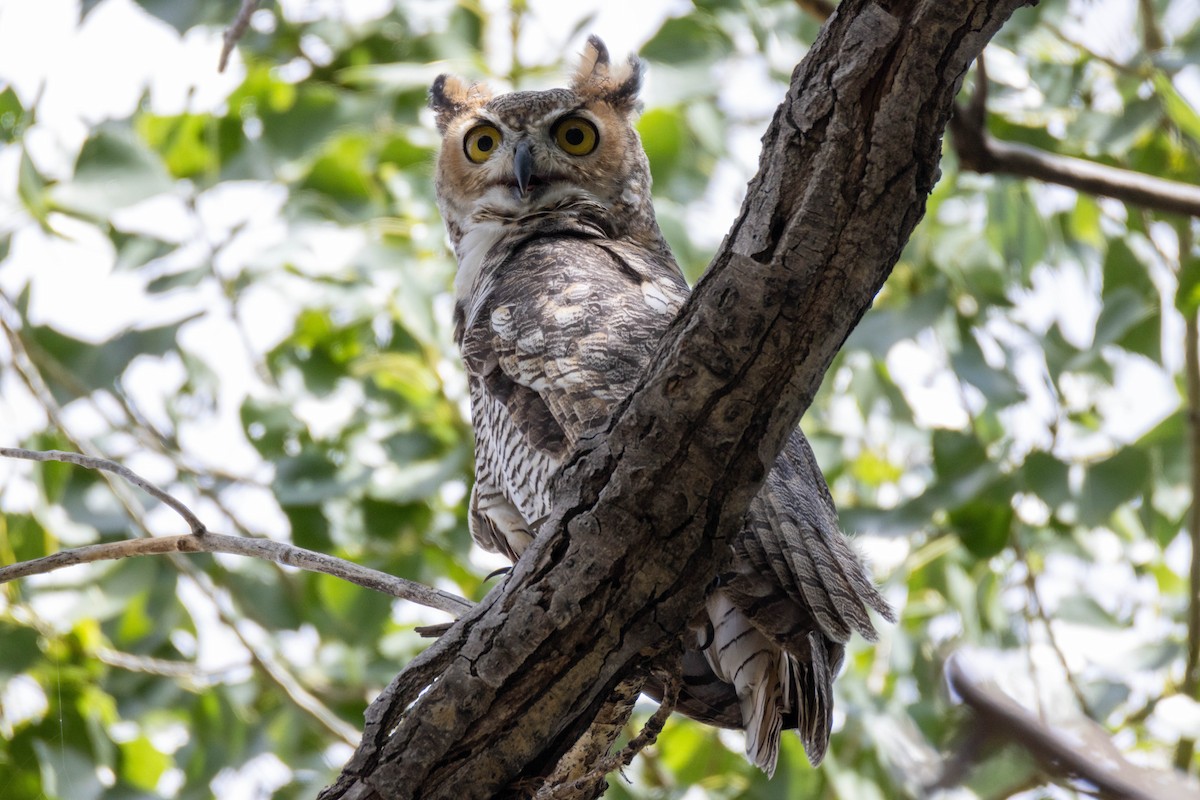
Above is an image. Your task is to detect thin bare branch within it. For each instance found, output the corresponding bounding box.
[0,447,207,534]
[95,647,241,681]
[1010,534,1094,719]
[535,664,679,800]
[219,0,262,72]
[0,531,472,617]
[1177,305,1200,770]
[950,105,1200,218]
[1137,0,1165,53]
[0,300,372,745]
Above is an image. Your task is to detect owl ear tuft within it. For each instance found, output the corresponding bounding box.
[571,35,644,112]
[429,74,493,134]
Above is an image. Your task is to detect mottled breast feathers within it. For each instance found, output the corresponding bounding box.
[430,34,893,777]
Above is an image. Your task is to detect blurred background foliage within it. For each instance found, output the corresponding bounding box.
[1,0,1200,798]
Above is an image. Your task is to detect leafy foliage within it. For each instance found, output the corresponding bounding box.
[1,0,1199,798]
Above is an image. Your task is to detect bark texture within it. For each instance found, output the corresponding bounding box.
[319,1,1029,797]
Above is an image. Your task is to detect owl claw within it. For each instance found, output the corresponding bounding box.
[697,620,716,650]
[485,566,513,581]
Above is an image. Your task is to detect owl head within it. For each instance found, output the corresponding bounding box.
[429,36,664,256]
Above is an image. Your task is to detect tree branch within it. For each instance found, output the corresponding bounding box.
[320,1,1030,797]
[0,310,386,745]
[1176,307,1200,770]
[949,103,1200,218]
[0,447,207,534]
[0,447,473,617]
[944,654,1200,800]
[219,0,261,72]
[0,531,471,617]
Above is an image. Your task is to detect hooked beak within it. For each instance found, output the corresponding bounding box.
[513,140,533,196]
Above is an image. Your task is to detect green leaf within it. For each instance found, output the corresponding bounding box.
[1153,71,1200,146]
[1055,595,1120,628]
[136,113,222,180]
[950,334,1024,407]
[111,230,177,272]
[3,513,55,563]
[302,133,376,203]
[0,86,24,143]
[259,84,374,163]
[950,500,1013,559]
[845,288,948,357]
[1093,287,1154,349]
[31,743,105,800]
[0,624,42,677]
[315,571,392,641]
[641,15,734,63]
[338,62,446,90]
[932,429,987,475]
[1022,451,1070,508]
[50,127,173,220]
[637,107,687,185]
[1079,447,1151,526]
[25,316,197,399]
[17,148,50,224]
[119,735,170,791]
[1177,254,1200,317]
[147,265,209,293]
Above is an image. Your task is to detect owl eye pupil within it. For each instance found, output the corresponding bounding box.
[477,135,494,151]
[564,128,584,146]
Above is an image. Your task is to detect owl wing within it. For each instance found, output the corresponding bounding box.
[714,430,895,766]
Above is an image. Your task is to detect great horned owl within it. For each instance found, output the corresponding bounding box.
[429,35,893,777]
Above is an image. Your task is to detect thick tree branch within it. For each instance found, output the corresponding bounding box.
[321,1,1029,797]
[950,104,1200,218]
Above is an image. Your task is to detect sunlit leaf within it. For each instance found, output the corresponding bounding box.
[50,127,173,220]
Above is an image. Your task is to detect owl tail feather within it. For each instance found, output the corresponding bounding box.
[791,632,834,765]
[703,592,792,777]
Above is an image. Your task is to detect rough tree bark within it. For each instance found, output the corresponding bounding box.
[319,1,1030,797]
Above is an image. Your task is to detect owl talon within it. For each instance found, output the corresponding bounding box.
[697,620,715,651]
[415,622,453,638]
[485,566,513,581]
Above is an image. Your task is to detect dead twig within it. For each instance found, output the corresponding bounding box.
[0,530,472,617]
[219,0,263,72]
[0,447,473,617]
[0,447,207,534]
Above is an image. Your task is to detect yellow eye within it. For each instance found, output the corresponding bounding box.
[463,124,502,163]
[553,116,598,156]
